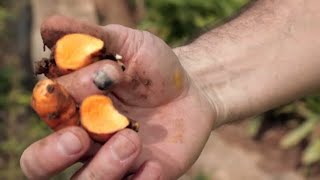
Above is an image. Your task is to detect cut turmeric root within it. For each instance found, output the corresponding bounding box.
[31,79,79,131]
[80,95,138,142]
[55,33,104,73]
[35,33,104,77]
[32,31,137,141]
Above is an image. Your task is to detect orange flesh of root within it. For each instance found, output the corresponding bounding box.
[55,33,104,71]
[32,79,63,116]
[80,95,129,137]
[31,79,79,130]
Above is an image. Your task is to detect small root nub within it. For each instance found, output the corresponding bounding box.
[47,84,55,93]
[34,57,54,75]
[128,120,140,132]
[47,112,59,120]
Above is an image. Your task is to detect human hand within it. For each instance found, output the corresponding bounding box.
[20,16,215,179]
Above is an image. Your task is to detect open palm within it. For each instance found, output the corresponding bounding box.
[22,16,215,179]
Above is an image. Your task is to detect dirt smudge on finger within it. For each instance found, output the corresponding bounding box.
[131,76,140,90]
[174,69,183,90]
[142,79,152,86]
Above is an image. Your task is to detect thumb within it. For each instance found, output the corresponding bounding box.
[41,15,143,64]
[41,15,104,49]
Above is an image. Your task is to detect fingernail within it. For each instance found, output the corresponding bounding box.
[57,132,83,155]
[111,134,137,161]
[93,68,113,90]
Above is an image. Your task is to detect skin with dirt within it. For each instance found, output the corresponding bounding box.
[32,15,215,179]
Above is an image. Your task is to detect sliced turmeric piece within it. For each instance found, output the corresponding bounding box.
[31,79,79,131]
[55,33,104,73]
[80,95,131,142]
[35,33,105,78]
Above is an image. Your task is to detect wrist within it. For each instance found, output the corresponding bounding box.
[173,0,320,130]
[174,45,227,129]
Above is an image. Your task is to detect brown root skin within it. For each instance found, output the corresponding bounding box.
[46,63,66,78]
[80,95,137,142]
[34,57,66,78]
[34,57,52,75]
[31,79,79,131]
[128,120,140,132]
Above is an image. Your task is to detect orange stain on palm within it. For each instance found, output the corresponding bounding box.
[174,69,184,90]
[167,118,185,144]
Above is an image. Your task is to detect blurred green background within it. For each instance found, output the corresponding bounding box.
[1,0,320,179]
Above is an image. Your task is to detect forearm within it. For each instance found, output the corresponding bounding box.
[175,0,320,128]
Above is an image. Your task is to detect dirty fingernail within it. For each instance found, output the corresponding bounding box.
[93,69,113,90]
[111,134,137,161]
[57,132,83,155]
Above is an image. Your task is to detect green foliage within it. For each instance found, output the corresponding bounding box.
[301,95,320,166]
[0,3,16,46]
[0,1,52,179]
[249,99,320,167]
[194,171,211,180]
[0,61,51,179]
[279,102,320,166]
[247,116,263,137]
[0,7,10,36]
[140,0,249,46]
[305,95,320,114]
[280,118,318,149]
[0,67,12,108]
[303,138,320,165]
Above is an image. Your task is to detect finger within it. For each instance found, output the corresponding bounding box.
[131,161,163,180]
[56,60,124,103]
[20,127,91,179]
[41,15,143,62]
[71,129,141,180]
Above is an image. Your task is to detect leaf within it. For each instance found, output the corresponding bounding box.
[302,138,320,165]
[141,0,249,45]
[247,116,263,137]
[305,95,320,114]
[280,118,318,149]
[15,92,31,106]
[194,171,210,180]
